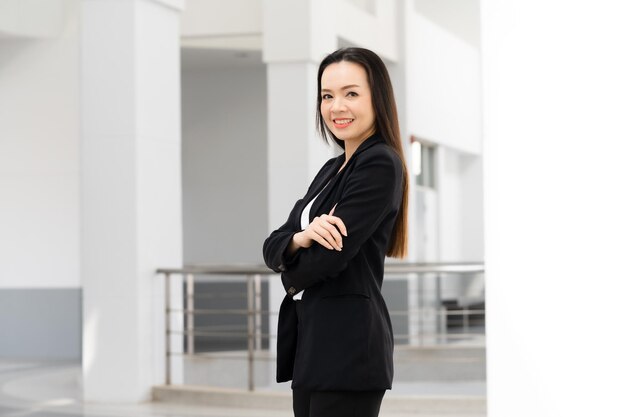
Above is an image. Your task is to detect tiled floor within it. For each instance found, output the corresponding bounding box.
[0,360,485,417]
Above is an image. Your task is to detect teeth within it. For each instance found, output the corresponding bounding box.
[335,119,353,125]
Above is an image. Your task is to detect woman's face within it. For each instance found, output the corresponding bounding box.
[320,61,376,145]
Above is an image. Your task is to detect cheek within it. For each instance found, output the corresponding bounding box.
[320,104,332,120]
[364,103,375,122]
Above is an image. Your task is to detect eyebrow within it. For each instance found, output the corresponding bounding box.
[321,84,361,93]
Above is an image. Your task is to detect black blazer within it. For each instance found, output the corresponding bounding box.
[262,133,403,391]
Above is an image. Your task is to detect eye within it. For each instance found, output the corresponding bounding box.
[322,94,333,100]
[346,91,358,97]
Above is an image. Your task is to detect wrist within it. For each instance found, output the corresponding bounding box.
[292,231,304,248]
[294,231,314,249]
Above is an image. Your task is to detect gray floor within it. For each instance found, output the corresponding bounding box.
[0,360,485,417]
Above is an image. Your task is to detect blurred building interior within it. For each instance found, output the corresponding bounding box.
[0,0,487,415]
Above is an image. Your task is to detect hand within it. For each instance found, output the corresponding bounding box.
[294,204,348,251]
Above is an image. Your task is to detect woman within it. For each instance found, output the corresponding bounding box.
[263,47,409,417]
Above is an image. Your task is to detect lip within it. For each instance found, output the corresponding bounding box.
[333,118,354,129]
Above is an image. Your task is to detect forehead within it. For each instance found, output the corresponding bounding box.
[321,61,369,89]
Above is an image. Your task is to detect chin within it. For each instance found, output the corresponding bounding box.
[329,129,353,141]
[334,133,361,143]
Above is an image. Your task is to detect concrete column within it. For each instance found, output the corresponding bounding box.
[482,1,626,416]
[80,0,184,402]
[266,62,336,358]
[262,0,338,357]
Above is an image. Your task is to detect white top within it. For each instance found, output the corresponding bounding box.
[293,180,331,300]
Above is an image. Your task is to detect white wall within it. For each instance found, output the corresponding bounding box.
[0,0,67,38]
[181,65,268,265]
[458,152,483,261]
[0,0,79,289]
[405,9,482,155]
[334,0,398,61]
[482,1,626,415]
[399,0,483,270]
[438,147,484,262]
[436,146,484,300]
[413,0,481,48]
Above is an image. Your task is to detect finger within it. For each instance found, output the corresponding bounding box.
[319,221,343,248]
[313,217,344,250]
[310,231,336,250]
[329,203,337,216]
[312,224,342,251]
[326,215,348,237]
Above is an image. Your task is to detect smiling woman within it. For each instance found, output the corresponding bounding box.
[263,47,409,417]
[319,62,376,148]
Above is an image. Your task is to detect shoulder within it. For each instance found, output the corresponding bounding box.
[354,141,403,177]
[351,140,405,199]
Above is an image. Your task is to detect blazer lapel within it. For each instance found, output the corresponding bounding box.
[309,168,341,221]
[306,155,344,202]
[309,133,385,221]
[295,155,344,229]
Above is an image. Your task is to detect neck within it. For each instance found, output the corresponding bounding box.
[343,130,376,162]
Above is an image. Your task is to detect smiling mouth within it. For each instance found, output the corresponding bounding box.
[333,118,354,128]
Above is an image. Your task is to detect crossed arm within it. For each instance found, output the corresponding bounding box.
[262,150,402,295]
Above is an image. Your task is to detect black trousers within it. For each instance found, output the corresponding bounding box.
[292,388,385,417]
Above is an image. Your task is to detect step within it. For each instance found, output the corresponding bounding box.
[153,384,487,415]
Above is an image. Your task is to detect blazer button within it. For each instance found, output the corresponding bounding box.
[288,287,297,296]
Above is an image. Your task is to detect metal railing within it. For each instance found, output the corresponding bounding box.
[157,262,485,391]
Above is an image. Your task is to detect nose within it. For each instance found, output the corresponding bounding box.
[330,96,347,113]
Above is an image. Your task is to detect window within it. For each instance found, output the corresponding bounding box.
[410,135,436,189]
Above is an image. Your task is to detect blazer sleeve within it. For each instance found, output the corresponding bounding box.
[279,149,403,294]
[262,202,302,273]
[262,157,337,273]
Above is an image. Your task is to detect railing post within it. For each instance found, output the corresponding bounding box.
[463,307,469,333]
[165,272,171,385]
[407,271,419,346]
[186,273,195,354]
[246,274,255,391]
[417,272,424,347]
[254,274,262,350]
[435,273,442,337]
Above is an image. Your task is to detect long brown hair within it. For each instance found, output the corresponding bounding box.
[315,47,409,259]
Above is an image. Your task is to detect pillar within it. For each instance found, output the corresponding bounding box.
[80,0,184,402]
[262,0,338,356]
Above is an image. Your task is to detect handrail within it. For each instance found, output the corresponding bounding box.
[157,261,484,275]
[158,262,484,390]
